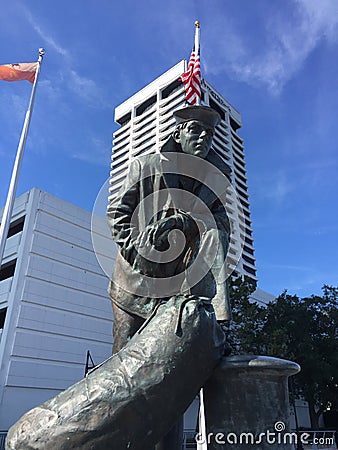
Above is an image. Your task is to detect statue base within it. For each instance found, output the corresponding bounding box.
[202,355,300,450]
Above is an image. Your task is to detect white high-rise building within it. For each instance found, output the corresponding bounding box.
[0,188,113,433]
[109,61,257,283]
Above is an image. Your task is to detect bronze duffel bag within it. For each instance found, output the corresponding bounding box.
[6,295,225,450]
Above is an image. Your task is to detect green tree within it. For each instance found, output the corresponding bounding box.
[227,276,266,354]
[260,287,338,429]
[228,279,338,429]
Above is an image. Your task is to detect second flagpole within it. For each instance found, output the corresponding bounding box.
[194,21,201,106]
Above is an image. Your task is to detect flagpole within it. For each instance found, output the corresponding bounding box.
[0,48,45,268]
[197,387,208,450]
[194,20,201,106]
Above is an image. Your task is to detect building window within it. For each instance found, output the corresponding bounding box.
[243,245,255,256]
[116,112,131,127]
[7,216,25,238]
[0,308,7,342]
[136,95,157,117]
[233,153,245,168]
[161,79,183,99]
[243,264,257,276]
[234,162,246,177]
[237,188,249,201]
[0,216,25,239]
[214,129,229,146]
[113,133,130,146]
[214,149,231,162]
[230,116,240,131]
[112,160,127,171]
[235,171,247,185]
[243,254,256,266]
[134,144,155,157]
[134,135,153,149]
[134,127,155,144]
[236,180,248,193]
[209,99,225,121]
[113,151,128,163]
[108,187,121,200]
[0,308,7,329]
[0,260,16,282]
[240,198,250,210]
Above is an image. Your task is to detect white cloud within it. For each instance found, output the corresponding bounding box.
[297,0,338,42]
[68,70,109,108]
[254,170,295,204]
[71,136,109,166]
[21,5,107,108]
[262,263,313,272]
[0,92,26,123]
[0,91,29,148]
[38,79,64,105]
[205,0,338,94]
[22,6,70,60]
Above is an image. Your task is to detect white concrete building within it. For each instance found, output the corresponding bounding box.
[0,188,113,431]
[109,60,258,284]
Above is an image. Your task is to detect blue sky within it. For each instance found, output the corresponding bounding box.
[0,0,337,298]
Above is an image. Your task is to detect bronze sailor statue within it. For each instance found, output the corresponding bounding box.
[6,105,232,450]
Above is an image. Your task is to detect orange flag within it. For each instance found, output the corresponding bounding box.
[0,62,38,83]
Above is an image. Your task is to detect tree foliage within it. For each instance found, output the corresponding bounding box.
[227,276,266,354]
[228,278,338,429]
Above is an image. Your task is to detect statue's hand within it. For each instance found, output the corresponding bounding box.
[132,217,184,273]
[137,214,199,253]
[134,217,181,253]
[178,212,199,239]
[151,215,184,251]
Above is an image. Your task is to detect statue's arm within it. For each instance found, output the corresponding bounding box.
[107,158,141,263]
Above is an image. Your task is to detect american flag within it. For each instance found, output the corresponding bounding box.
[180,47,201,105]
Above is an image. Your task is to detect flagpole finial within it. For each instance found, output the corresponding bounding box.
[195,20,200,28]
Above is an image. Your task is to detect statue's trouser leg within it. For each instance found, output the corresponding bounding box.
[112,302,184,449]
[111,302,145,354]
[154,416,183,450]
[187,228,231,321]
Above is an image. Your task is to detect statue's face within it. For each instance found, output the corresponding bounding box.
[175,120,214,159]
